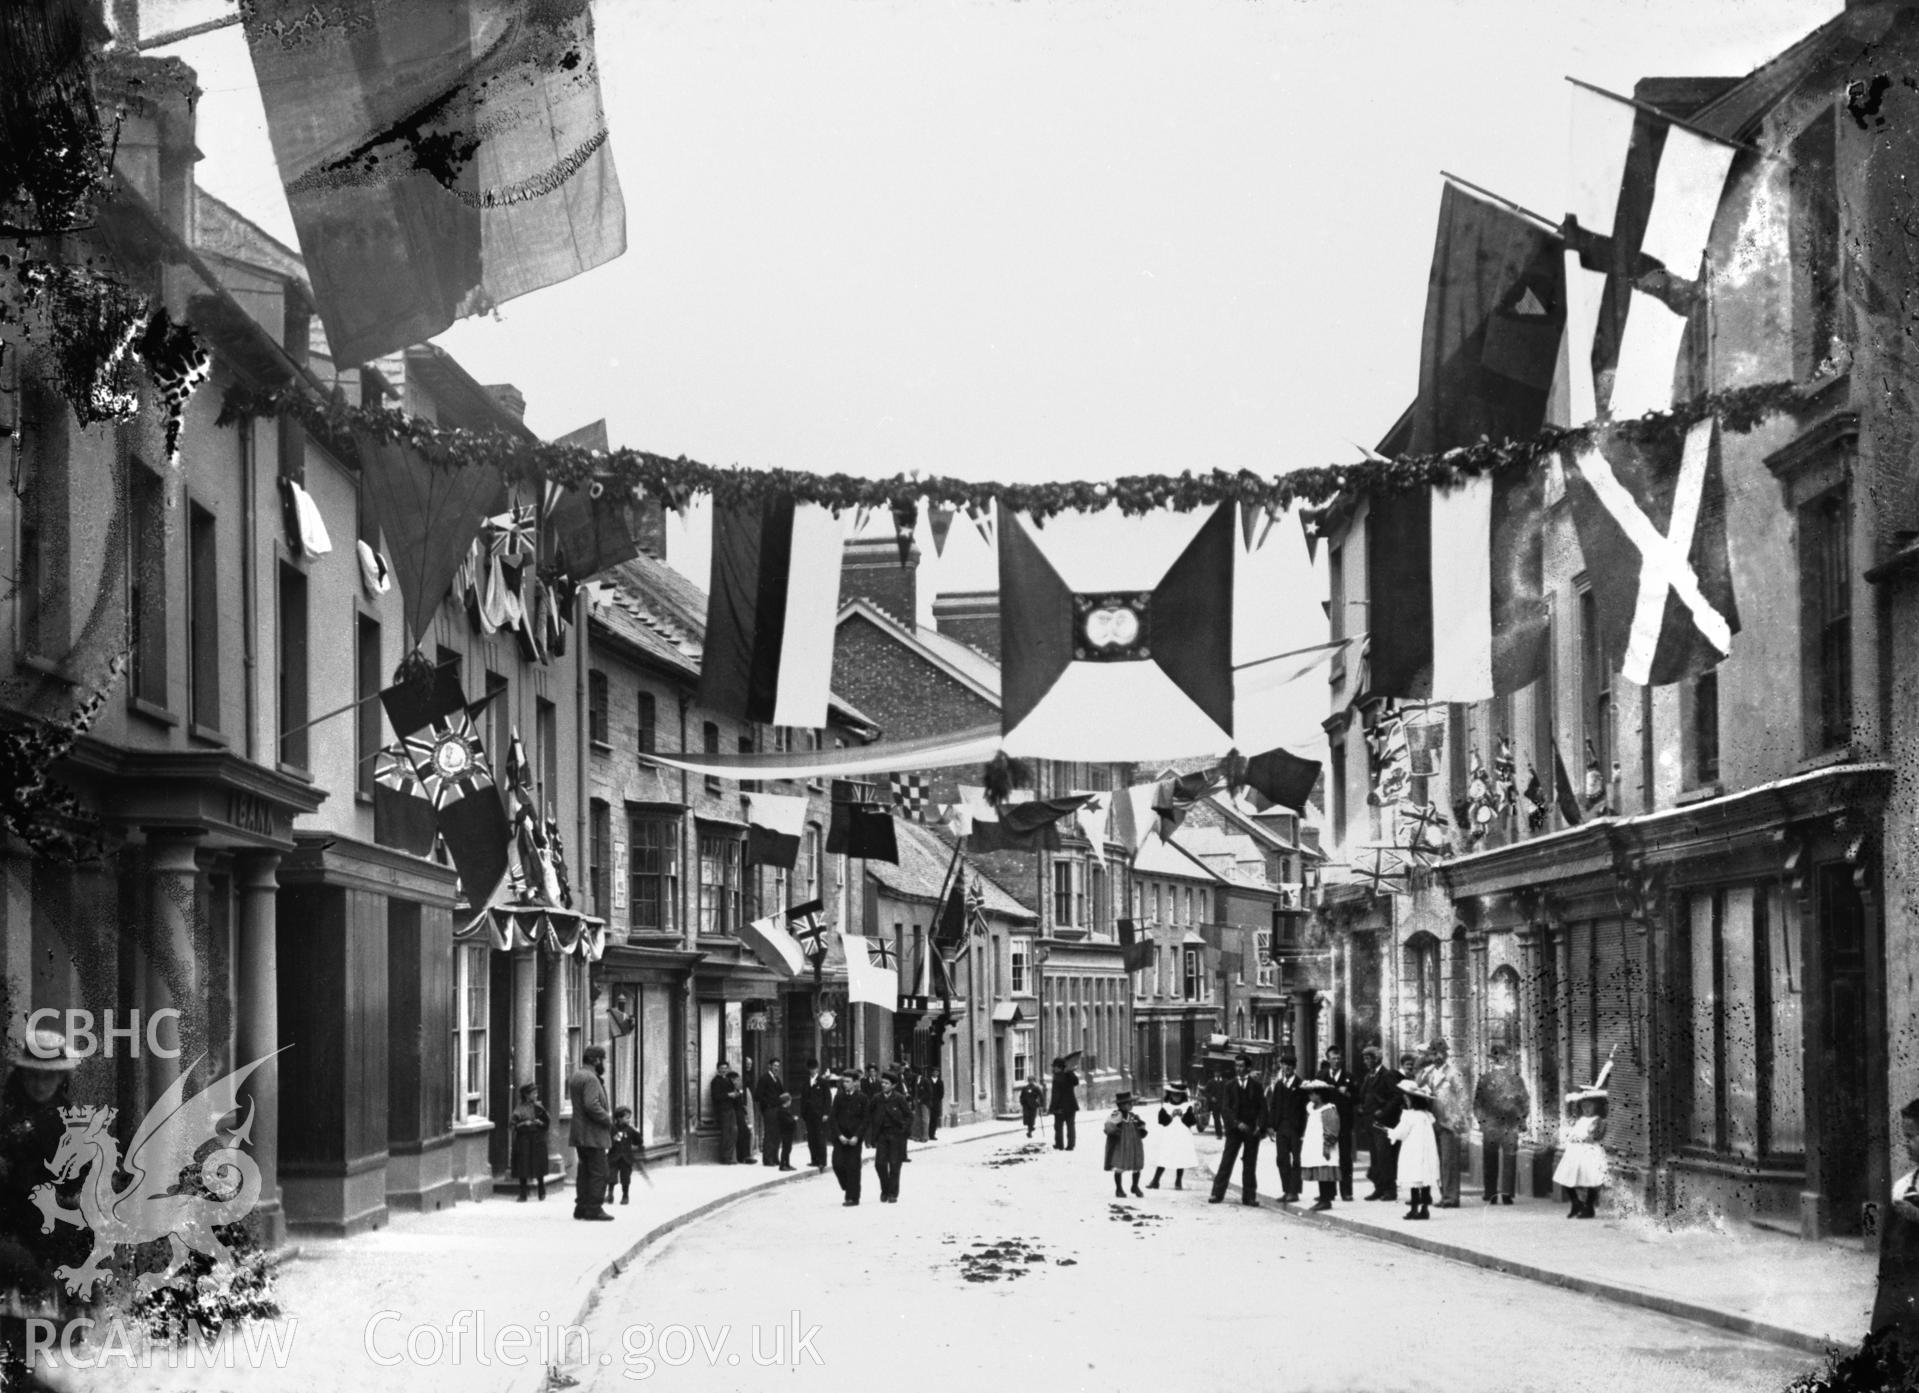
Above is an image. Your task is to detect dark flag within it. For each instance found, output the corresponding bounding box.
[1552,742,1584,828]
[700,494,841,727]
[241,0,626,368]
[1235,747,1320,815]
[1562,419,1738,688]
[381,667,512,908]
[967,795,1094,854]
[356,430,502,648]
[1117,918,1155,973]
[825,780,899,863]
[745,792,806,869]
[543,420,644,583]
[1152,771,1217,840]
[1370,182,1562,702]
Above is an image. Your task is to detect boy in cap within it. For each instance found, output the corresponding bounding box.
[867,1070,914,1202]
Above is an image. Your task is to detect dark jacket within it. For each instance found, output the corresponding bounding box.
[1049,1069,1080,1116]
[1265,1072,1309,1136]
[1474,1064,1531,1130]
[1316,1064,1357,1121]
[609,1121,642,1166]
[0,1072,86,1294]
[1362,1065,1406,1130]
[709,1072,736,1121]
[831,1088,870,1144]
[776,1098,800,1138]
[567,1065,613,1149]
[1018,1081,1045,1115]
[801,1075,834,1125]
[860,1074,882,1097]
[1873,1172,1919,1349]
[866,1090,914,1143]
[755,1069,784,1114]
[920,1075,946,1111]
[1218,1074,1265,1135]
[509,1100,550,1180]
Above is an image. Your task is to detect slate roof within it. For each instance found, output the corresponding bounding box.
[865,817,1037,922]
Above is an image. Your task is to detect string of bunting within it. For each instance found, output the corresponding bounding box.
[218,377,1812,520]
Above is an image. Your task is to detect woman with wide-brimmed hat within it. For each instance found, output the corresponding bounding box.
[1,1027,85,1389]
[1103,1092,1148,1198]
[1145,1082,1198,1190]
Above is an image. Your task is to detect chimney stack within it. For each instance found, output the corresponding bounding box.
[931,591,1000,663]
[485,383,527,420]
[839,535,919,626]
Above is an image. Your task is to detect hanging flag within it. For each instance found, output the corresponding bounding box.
[1366,713,1411,809]
[841,931,898,1009]
[740,907,811,978]
[357,430,502,648]
[1565,81,1738,424]
[1371,182,1561,701]
[1117,918,1156,973]
[504,728,564,907]
[357,539,393,596]
[281,477,334,559]
[379,667,513,910]
[1074,792,1109,862]
[700,494,842,727]
[1234,747,1320,815]
[998,503,1235,759]
[787,900,830,960]
[373,743,439,856]
[1396,802,1450,862]
[1353,845,1407,897]
[1583,739,1608,812]
[745,791,807,869]
[966,502,995,547]
[1299,504,1328,563]
[1152,770,1217,840]
[1492,735,1519,814]
[890,498,918,566]
[1564,419,1737,687]
[929,505,956,557]
[1522,766,1548,832]
[1552,742,1584,828]
[826,782,899,862]
[967,795,1094,854]
[241,0,626,369]
[1117,782,1155,854]
[889,772,929,824]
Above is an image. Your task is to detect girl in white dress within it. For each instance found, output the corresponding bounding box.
[1300,1080,1343,1211]
[1146,1083,1199,1190]
[1552,1090,1610,1218]
[1387,1081,1440,1221]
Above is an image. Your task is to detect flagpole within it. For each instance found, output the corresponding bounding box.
[1563,76,1762,157]
[1436,171,1564,238]
[1230,636,1352,673]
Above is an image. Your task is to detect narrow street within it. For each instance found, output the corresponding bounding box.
[566,1134,1817,1392]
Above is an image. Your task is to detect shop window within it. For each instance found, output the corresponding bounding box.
[1685,884,1802,1158]
[628,813,679,934]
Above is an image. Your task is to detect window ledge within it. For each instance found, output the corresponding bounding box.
[1674,781,1724,807]
[450,1116,495,1136]
[1796,746,1861,775]
[277,761,314,783]
[355,791,375,807]
[591,740,614,755]
[189,722,228,748]
[18,652,77,685]
[127,694,180,728]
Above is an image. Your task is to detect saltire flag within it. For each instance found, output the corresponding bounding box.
[1234,747,1320,815]
[1564,419,1737,687]
[543,420,644,583]
[1565,81,1738,426]
[966,795,1093,854]
[1117,918,1155,973]
[701,495,841,727]
[745,791,807,869]
[356,430,502,647]
[890,772,929,824]
[1369,182,1562,702]
[380,665,511,909]
[841,932,898,1010]
[740,907,811,978]
[998,502,1236,759]
[1152,771,1217,841]
[826,779,900,863]
[1552,741,1584,827]
[241,0,627,369]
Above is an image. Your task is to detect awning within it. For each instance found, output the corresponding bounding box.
[456,903,606,960]
[991,1002,1028,1025]
[1181,929,1208,947]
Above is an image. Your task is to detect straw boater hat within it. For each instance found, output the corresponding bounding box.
[1115,1091,1136,1107]
[9,1027,79,1073]
[1396,1080,1435,1101]
[1565,1054,1617,1105]
[1301,1079,1336,1093]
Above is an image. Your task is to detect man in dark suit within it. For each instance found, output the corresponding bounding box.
[1049,1058,1080,1151]
[1264,1049,1308,1203]
[756,1057,785,1167]
[830,1069,870,1206]
[710,1061,738,1164]
[921,1067,946,1140]
[800,1058,834,1172]
[1316,1043,1359,1202]
[1207,1054,1266,1207]
[1369,1050,1417,1201]
[860,1064,882,1098]
[867,1071,915,1202]
[567,1045,614,1221]
[1018,1077,1045,1136]
[1356,1044,1401,1201]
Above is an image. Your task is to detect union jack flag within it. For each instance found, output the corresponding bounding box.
[787,900,829,958]
[867,938,898,971]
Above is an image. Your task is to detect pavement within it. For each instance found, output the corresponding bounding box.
[1190,1129,1877,1356]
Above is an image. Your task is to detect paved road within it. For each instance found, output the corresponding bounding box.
[567,1135,1819,1392]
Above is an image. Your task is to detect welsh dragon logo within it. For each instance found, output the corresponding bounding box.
[29,1052,277,1300]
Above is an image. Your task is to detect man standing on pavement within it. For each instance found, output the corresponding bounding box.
[1049,1057,1080,1151]
[861,1063,882,1098]
[1474,1042,1530,1204]
[1420,1038,1470,1209]
[757,1057,784,1167]
[831,1068,870,1206]
[868,1070,915,1203]
[1207,1054,1265,1206]
[568,1045,615,1221]
[921,1066,946,1140]
[1317,1043,1358,1202]
[1019,1075,1045,1137]
[711,1061,738,1165]
[1265,1049,1308,1204]
[736,1059,757,1163]
[1357,1044,1403,1201]
[801,1058,833,1172]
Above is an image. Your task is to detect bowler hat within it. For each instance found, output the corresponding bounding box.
[1115,1092,1136,1106]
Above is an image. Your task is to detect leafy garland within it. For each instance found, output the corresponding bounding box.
[0,654,126,863]
[220,376,1813,521]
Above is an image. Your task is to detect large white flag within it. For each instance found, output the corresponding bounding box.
[840,931,898,1010]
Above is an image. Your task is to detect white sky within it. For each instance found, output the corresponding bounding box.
[144,0,1842,763]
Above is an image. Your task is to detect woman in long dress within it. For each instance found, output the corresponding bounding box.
[1104,1092,1148,1199]
[1387,1081,1440,1221]
[1146,1083,1199,1190]
[1300,1080,1343,1211]
[1552,1090,1610,1218]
